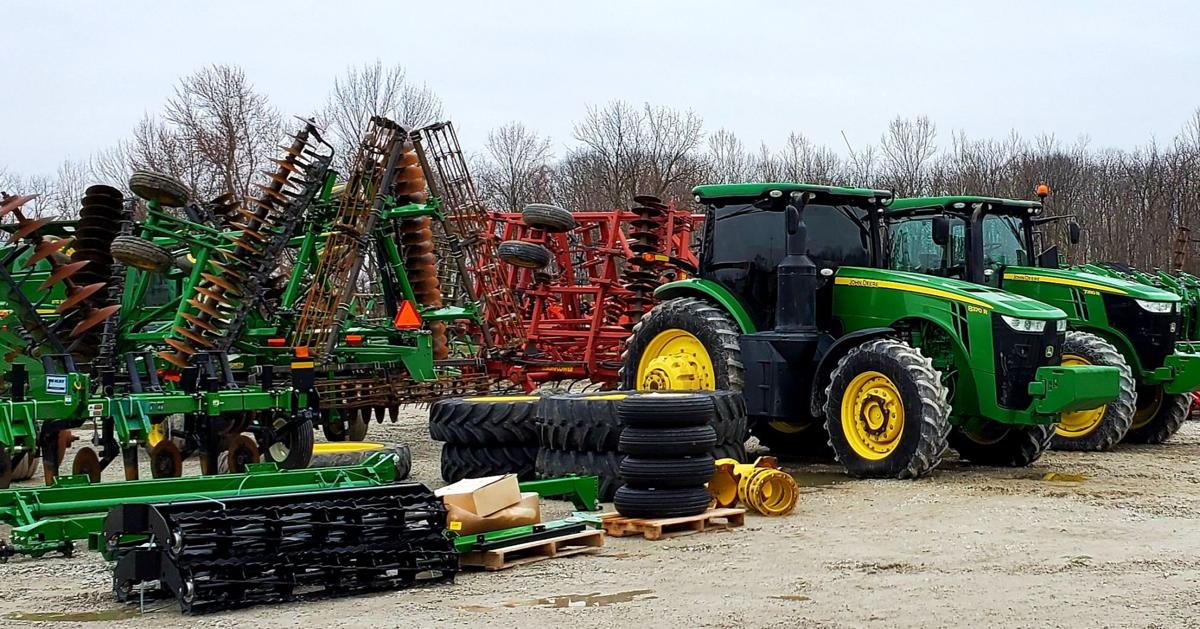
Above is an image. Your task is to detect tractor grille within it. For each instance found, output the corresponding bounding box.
[1102,294,1180,370]
[991,316,1064,410]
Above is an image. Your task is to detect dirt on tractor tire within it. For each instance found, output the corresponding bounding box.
[2,410,1199,628]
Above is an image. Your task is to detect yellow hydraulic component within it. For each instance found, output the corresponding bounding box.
[311,441,385,454]
[636,329,716,390]
[1056,353,1107,438]
[710,456,799,517]
[147,422,167,447]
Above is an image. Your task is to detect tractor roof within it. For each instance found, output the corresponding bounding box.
[887,195,1042,217]
[692,183,893,207]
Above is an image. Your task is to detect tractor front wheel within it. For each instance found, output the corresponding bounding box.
[1052,331,1135,451]
[619,296,744,392]
[950,422,1054,467]
[1124,385,1191,444]
[823,338,950,479]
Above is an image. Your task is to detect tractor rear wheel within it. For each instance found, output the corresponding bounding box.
[950,422,1054,467]
[1052,331,1135,451]
[620,296,744,392]
[823,338,950,479]
[1124,385,1191,444]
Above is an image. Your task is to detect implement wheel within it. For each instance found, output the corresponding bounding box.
[265,417,315,469]
[824,338,950,479]
[1124,385,1191,444]
[110,236,172,273]
[128,171,189,207]
[1053,331,1136,451]
[950,422,1054,467]
[522,203,577,233]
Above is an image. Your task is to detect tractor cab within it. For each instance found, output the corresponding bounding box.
[623,183,1121,479]
[887,195,1200,450]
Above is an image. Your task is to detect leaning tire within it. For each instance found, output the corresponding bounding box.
[619,455,714,489]
[128,171,189,207]
[536,448,622,501]
[619,426,717,457]
[440,443,537,482]
[1124,386,1191,444]
[619,296,745,392]
[824,338,950,479]
[110,236,172,273]
[617,392,716,428]
[950,423,1054,467]
[429,396,540,446]
[537,392,628,451]
[521,203,577,233]
[1052,331,1135,451]
[498,240,553,269]
[613,486,711,519]
[264,418,315,469]
[712,440,749,463]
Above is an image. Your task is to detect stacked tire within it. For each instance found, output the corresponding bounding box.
[429,396,540,482]
[614,393,723,519]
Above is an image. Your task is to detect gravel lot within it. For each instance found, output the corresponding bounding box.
[3,411,1200,628]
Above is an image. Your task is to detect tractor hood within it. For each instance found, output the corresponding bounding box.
[835,267,1068,319]
[1002,266,1181,303]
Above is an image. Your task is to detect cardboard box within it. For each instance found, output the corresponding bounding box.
[447,491,541,536]
[435,474,521,517]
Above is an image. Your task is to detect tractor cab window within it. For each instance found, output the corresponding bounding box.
[887,215,966,278]
[980,214,1029,272]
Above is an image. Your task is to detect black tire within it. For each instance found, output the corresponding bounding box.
[308,443,411,479]
[712,440,748,463]
[265,418,315,469]
[824,338,951,479]
[619,425,717,457]
[750,417,835,460]
[950,423,1054,467]
[110,236,172,273]
[10,452,39,481]
[1124,385,1191,444]
[619,455,714,489]
[522,203,577,233]
[619,297,745,392]
[440,443,537,482]
[1052,331,1135,451]
[498,240,553,269]
[613,486,711,519]
[617,392,716,428]
[536,448,623,501]
[128,171,189,207]
[429,396,540,446]
[538,392,627,452]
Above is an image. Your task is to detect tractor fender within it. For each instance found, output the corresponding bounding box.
[808,327,896,417]
[654,279,758,333]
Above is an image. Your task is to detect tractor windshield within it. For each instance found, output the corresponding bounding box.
[886,215,967,278]
[980,214,1029,270]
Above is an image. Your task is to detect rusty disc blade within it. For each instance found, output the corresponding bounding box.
[272,158,299,174]
[174,325,215,348]
[200,272,242,295]
[70,304,120,338]
[207,260,245,281]
[149,440,184,479]
[181,312,221,334]
[71,446,103,482]
[228,237,262,255]
[230,223,268,241]
[40,260,90,289]
[164,337,196,356]
[0,194,38,218]
[194,285,234,306]
[57,282,106,312]
[26,237,74,266]
[225,434,260,474]
[254,184,289,203]
[10,217,52,242]
[157,350,189,369]
[187,297,226,319]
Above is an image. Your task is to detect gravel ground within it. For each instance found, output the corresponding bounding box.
[3,412,1200,628]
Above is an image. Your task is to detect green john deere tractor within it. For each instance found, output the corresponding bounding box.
[621,183,1121,478]
[885,196,1200,449]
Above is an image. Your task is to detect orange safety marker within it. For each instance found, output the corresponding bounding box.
[393,300,422,330]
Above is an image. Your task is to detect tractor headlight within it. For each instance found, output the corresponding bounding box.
[1056,319,1068,332]
[1000,315,1047,333]
[1134,299,1174,314]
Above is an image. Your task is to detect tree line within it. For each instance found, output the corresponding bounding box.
[4,62,1199,272]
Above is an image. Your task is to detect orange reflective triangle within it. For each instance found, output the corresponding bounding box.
[393,300,422,329]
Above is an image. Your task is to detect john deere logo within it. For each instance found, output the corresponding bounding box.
[1045,346,1055,358]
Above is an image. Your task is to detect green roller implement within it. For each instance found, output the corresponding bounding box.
[621,183,1121,478]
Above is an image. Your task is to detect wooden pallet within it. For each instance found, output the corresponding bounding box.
[458,529,605,571]
[600,508,746,540]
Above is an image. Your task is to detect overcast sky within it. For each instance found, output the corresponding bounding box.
[3,0,1199,177]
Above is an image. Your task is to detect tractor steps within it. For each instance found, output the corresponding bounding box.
[599,508,746,541]
[459,528,605,571]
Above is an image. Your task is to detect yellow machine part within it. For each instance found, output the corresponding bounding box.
[711,456,799,517]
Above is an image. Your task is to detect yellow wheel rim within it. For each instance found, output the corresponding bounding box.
[463,396,540,403]
[1056,354,1108,438]
[636,329,715,391]
[312,441,384,454]
[1132,385,1164,430]
[766,420,810,434]
[840,371,905,460]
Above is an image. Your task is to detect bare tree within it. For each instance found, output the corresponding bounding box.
[476,122,553,210]
[879,116,938,196]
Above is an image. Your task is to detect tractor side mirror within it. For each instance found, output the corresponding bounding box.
[1068,221,1082,245]
[931,215,951,247]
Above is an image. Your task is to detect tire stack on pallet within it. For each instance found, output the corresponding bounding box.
[536,391,749,502]
[614,393,723,518]
[429,396,540,482]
